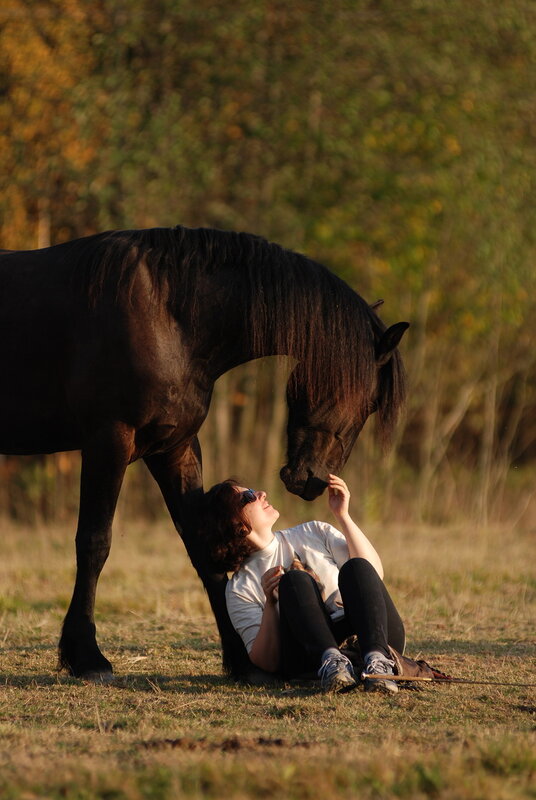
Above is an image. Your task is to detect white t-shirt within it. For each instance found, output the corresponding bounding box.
[225,521,350,654]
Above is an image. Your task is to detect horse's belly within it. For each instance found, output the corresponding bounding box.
[0,342,77,445]
[0,407,81,455]
[0,437,80,456]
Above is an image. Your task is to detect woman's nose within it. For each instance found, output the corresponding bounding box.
[257,490,266,501]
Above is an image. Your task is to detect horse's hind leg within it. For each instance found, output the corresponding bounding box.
[59,424,133,679]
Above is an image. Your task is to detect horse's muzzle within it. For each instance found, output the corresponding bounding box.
[279,466,328,501]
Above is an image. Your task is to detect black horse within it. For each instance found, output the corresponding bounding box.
[0,226,408,680]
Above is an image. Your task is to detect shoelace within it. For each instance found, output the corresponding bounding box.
[318,655,353,681]
[363,656,395,677]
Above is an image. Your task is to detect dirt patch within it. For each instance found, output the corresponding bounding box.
[141,735,312,752]
[515,704,536,715]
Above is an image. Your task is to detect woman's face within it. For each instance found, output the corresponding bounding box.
[237,486,280,533]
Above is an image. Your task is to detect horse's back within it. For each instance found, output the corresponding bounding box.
[0,237,197,457]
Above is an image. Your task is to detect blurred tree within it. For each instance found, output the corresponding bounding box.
[0,0,106,247]
[0,0,535,522]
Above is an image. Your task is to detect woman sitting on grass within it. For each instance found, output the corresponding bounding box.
[201,474,406,693]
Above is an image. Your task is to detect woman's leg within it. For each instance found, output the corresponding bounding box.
[338,558,405,657]
[278,570,338,676]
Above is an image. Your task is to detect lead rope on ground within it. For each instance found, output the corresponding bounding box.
[363,674,536,687]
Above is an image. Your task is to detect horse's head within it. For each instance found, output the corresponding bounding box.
[280,322,409,500]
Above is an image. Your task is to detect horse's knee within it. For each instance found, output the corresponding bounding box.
[75,528,112,572]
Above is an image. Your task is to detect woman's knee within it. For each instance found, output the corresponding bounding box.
[339,557,381,592]
[280,569,316,589]
[279,569,320,602]
[339,557,376,579]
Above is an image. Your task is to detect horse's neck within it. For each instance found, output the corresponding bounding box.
[191,269,285,379]
[176,227,328,378]
[199,307,281,380]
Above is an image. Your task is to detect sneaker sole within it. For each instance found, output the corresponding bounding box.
[364,678,399,694]
[323,677,358,694]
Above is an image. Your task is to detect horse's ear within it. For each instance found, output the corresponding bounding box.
[376,322,410,366]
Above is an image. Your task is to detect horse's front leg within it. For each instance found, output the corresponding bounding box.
[59,423,133,679]
[144,439,251,678]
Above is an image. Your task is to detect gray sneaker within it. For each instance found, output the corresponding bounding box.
[362,651,399,694]
[318,652,357,693]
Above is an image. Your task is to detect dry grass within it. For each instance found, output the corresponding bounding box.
[0,515,534,799]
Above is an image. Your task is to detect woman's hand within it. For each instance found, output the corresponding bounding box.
[327,474,350,519]
[261,566,283,605]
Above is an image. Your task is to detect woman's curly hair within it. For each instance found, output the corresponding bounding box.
[200,480,256,573]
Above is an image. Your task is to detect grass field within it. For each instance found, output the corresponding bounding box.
[0,513,534,799]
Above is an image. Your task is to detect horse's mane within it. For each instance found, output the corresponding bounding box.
[69,226,406,446]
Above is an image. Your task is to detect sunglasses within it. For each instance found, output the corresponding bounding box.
[240,489,257,506]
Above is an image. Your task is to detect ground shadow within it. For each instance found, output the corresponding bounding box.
[0,669,320,696]
[0,673,79,688]
[3,639,532,693]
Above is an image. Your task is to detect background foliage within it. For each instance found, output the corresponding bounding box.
[1,0,535,524]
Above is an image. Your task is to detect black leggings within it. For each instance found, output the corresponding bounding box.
[278,558,405,677]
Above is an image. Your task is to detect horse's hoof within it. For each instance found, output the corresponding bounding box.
[81,671,115,685]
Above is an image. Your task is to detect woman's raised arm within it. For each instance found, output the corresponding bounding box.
[327,474,384,579]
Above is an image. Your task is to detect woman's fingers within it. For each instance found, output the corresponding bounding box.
[327,474,350,517]
[328,474,350,499]
[328,474,349,491]
[261,566,283,600]
[262,566,282,585]
[266,565,283,578]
